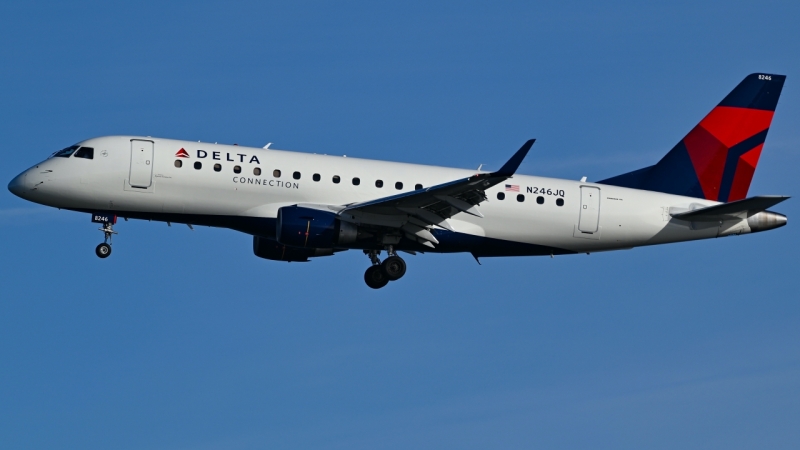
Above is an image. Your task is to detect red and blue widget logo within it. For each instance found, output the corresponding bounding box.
[175,148,190,158]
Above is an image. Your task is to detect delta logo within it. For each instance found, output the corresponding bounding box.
[175,148,190,158]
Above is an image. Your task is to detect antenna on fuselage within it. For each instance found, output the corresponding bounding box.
[263,143,272,149]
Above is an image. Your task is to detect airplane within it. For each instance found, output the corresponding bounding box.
[7,73,789,289]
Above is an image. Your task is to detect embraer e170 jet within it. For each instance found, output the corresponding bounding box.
[8,74,789,288]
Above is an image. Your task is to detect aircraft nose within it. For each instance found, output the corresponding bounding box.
[8,171,29,198]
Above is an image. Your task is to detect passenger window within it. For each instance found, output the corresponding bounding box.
[293,171,301,180]
[395,182,403,190]
[273,169,281,178]
[253,167,261,175]
[517,194,525,202]
[556,198,564,207]
[194,161,202,170]
[74,147,94,159]
[375,180,383,188]
[333,175,340,184]
[536,196,544,204]
[174,160,182,168]
[415,184,423,190]
[313,173,321,182]
[214,163,222,172]
[53,145,79,158]
[497,192,505,200]
[234,165,242,174]
[352,177,360,186]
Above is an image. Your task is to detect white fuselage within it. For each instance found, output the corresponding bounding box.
[10,136,756,256]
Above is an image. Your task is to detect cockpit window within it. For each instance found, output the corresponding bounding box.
[53,145,79,158]
[74,147,94,159]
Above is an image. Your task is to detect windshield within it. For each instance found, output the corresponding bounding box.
[74,147,94,159]
[52,145,79,158]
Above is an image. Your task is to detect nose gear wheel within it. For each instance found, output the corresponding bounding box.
[95,243,112,258]
[96,221,118,259]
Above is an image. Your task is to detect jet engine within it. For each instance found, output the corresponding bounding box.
[253,236,334,262]
[276,206,360,248]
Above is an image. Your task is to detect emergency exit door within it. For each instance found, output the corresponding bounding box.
[129,140,154,188]
[578,186,600,233]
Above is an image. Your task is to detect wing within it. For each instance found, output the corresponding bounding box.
[338,140,535,247]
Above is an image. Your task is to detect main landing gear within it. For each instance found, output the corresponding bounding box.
[95,221,117,259]
[363,247,407,289]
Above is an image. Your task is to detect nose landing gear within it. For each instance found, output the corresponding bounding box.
[96,242,112,258]
[95,220,117,259]
[363,247,407,289]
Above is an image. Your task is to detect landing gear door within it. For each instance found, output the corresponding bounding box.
[129,140,154,188]
[578,186,601,233]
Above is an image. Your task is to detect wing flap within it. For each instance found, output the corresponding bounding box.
[402,223,439,244]
[434,195,484,218]
[397,207,453,231]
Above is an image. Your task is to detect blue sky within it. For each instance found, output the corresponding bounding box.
[1,1,798,449]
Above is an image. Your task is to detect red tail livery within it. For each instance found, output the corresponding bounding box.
[600,73,785,202]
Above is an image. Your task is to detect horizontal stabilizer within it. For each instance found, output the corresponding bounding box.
[671,195,789,221]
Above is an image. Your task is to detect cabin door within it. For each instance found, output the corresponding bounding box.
[129,140,154,188]
[578,186,601,233]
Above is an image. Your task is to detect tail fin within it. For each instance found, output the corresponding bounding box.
[599,73,786,202]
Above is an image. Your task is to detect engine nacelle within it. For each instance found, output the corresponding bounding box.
[276,206,359,248]
[253,236,333,262]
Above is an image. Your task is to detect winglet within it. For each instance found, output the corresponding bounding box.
[495,139,535,177]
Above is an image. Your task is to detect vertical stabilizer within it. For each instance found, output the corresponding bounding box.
[600,74,785,202]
